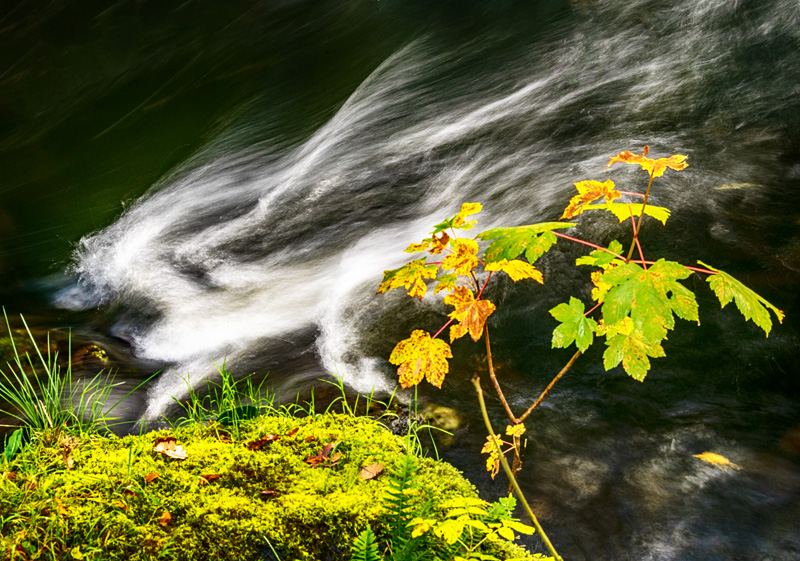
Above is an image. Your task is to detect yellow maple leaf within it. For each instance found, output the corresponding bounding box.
[596,317,634,337]
[590,269,613,302]
[561,179,620,220]
[606,145,688,178]
[505,423,526,437]
[444,286,496,342]
[485,259,544,283]
[412,522,432,538]
[377,259,438,300]
[405,232,450,255]
[481,435,503,479]
[441,238,479,275]
[389,330,453,389]
[451,202,483,230]
[692,452,741,470]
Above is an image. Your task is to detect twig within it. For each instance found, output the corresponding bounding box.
[517,350,581,423]
[472,375,563,561]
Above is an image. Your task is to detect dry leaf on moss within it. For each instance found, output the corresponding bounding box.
[259,490,279,500]
[359,464,384,480]
[153,436,188,460]
[246,434,281,451]
[158,510,172,526]
[304,442,342,467]
[144,473,160,484]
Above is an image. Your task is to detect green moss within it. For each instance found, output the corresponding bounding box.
[1,414,534,561]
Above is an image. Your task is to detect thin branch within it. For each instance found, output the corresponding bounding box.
[635,236,647,270]
[629,261,719,275]
[517,350,582,423]
[553,231,626,260]
[626,171,656,260]
[484,324,519,424]
[432,318,455,340]
[472,375,563,561]
[476,271,495,299]
[585,301,601,316]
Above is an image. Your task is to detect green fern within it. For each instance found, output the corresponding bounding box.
[352,527,381,561]
[381,454,421,539]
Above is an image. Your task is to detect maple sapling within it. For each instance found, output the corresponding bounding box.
[377,146,784,558]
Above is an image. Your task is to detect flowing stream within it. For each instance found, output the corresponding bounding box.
[2,1,800,559]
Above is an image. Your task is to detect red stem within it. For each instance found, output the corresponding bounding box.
[432,318,455,340]
[552,231,626,259]
[585,301,601,316]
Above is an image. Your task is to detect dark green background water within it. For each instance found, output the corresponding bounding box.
[2,1,800,559]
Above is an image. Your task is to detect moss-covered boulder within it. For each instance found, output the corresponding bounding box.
[0,414,534,561]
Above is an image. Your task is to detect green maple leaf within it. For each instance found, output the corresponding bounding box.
[602,260,696,339]
[598,259,698,379]
[603,329,666,381]
[699,261,784,336]
[477,222,576,263]
[549,296,598,352]
[433,273,458,295]
[575,240,624,268]
[583,202,671,225]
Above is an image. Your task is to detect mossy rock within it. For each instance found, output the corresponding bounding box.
[0,414,535,561]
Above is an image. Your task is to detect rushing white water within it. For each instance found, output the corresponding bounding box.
[39,1,800,560]
[58,0,800,422]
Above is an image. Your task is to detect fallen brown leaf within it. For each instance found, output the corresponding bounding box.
[304,441,342,468]
[259,489,279,500]
[158,510,172,526]
[144,473,160,484]
[153,436,188,460]
[359,463,384,480]
[246,434,280,451]
[285,427,299,437]
[199,474,221,485]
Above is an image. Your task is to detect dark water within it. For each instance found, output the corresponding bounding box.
[2,1,800,559]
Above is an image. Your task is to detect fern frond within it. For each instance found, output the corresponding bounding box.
[352,527,381,561]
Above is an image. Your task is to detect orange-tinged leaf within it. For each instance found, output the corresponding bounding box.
[404,232,450,255]
[199,474,221,485]
[485,259,543,283]
[359,463,384,480]
[441,239,479,275]
[693,452,741,470]
[144,473,160,484]
[153,436,188,460]
[158,510,172,526]
[285,427,299,437]
[444,286,496,342]
[389,329,452,388]
[561,179,620,219]
[606,146,688,178]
